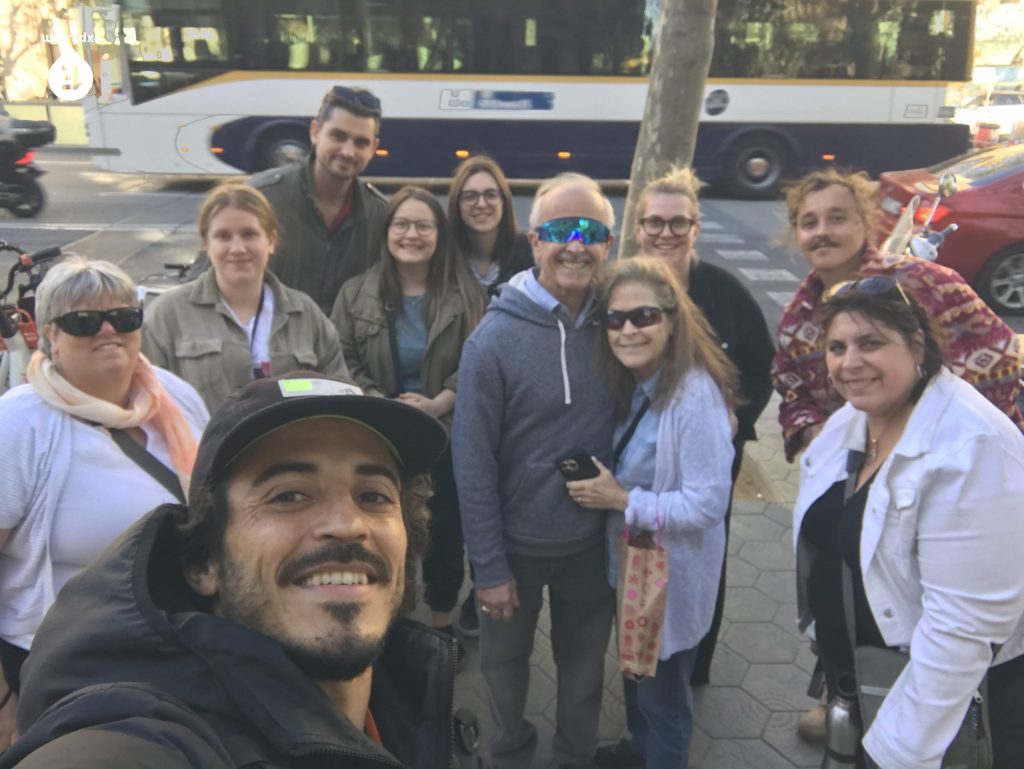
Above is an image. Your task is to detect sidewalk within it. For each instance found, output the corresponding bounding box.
[418,394,824,769]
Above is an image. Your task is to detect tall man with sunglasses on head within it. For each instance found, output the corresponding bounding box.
[453,173,617,769]
[251,86,388,315]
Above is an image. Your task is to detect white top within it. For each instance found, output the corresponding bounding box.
[0,368,208,649]
[224,283,275,376]
[794,369,1024,769]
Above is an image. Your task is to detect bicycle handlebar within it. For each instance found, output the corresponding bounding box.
[0,242,63,303]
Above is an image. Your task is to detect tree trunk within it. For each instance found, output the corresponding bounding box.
[620,0,718,259]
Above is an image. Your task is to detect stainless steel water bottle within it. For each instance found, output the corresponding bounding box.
[821,674,860,769]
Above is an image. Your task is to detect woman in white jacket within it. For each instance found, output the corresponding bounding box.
[795,275,1024,768]
[567,257,738,768]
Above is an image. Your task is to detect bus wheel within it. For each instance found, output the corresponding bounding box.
[257,133,310,170]
[723,135,790,200]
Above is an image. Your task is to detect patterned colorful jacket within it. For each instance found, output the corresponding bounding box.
[772,246,1023,461]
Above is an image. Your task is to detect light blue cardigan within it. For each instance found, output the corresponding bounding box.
[608,366,734,657]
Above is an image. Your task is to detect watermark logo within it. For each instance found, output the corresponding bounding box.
[48,49,93,102]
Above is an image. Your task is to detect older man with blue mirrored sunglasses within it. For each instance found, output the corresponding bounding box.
[453,172,617,769]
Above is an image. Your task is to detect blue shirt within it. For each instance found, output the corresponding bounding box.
[523,268,597,329]
[607,372,662,586]
[396,294,427,393]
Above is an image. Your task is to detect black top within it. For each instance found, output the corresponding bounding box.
[802,477,887,674]
[687,260,774,442]
[487,231,535,297]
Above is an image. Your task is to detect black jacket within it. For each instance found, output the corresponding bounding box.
[687,260,774,442]
[251,160,389,315]
[2,505,458,769]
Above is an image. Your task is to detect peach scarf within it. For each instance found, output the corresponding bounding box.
[26,351,198,494]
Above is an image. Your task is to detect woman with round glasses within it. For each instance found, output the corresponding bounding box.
[794,277,1024,768]
[567,257,738,769]
[143,183,347,412]
[0,257,208,746]
[634,166,774,685]
[448,155,534,297]
[332,185,485,646]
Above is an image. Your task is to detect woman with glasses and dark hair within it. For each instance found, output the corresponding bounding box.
[332,185,485,648]
[567,257,739,769]
[447,155,534,297]
[794,277,1024,768]
[0,257,209,747]
[143,182,348,412]
[633,166,775,686]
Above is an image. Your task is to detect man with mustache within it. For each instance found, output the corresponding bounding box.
[453,173,616,769]
[773,168,1022,465]
[1,374,467,769]
[773,169,1023,745]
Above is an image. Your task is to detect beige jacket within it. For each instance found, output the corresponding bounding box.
[331,264,479,424]
[143,269,348,412]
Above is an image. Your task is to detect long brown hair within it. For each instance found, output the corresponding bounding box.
[597,257,740,421]
[448,155,519,278]
[380,185,485,329]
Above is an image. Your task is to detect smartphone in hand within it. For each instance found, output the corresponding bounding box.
[556,452,600,481]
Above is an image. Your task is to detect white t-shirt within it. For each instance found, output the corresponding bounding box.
[224,284,275,377]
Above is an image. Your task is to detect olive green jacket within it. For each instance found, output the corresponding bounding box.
[142,269,348,412]
[331,264,480,425]
[250,160,388,314]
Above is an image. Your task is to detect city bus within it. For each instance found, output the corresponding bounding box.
[76,0,974,198]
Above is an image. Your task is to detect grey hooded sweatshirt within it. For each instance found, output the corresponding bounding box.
[452,270,615,589]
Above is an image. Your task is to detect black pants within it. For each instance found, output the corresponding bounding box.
[421,445,465,614]
[822,649,1024,768]
[692,438,744,684]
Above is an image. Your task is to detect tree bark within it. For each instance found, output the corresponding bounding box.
[620,0,718,259]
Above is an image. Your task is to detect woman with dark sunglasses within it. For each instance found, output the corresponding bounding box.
[143,183,348,412]
[566,257,739,769]
[447,155,534,298]
[794,280,1024,768]
[332,186,485,653]
[634,165,775,687]
[0,256,209,747]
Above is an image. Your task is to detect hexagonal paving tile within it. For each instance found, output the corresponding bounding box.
[763,712,826,768]
[766,503,795,527]
[722,622,800,664]
[756,570,797,604]
[701,738,798,769]
[724,586,780,622]
[730,514,786,543]
[706,643,751,686]
[772,603,802,639]
[693,687,770,738]
[726,556,761,587]
[742,663,818,711]
[737,540,795,571]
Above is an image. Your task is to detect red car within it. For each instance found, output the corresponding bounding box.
[877,143,1024,314]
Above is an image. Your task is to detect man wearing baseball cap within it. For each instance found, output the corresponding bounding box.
[2,374,467,769]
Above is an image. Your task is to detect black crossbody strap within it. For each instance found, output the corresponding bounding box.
[613,396,651,469]
[106,428,186,504]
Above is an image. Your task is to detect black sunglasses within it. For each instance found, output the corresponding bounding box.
[53,307,143,337]
[824,275,911,305]
[329,86,381,115]
[605,306,669,330]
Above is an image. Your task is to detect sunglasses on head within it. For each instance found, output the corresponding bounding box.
[53,307,143,337]
[535,217,611,245]
[824,275,911,305]
[605,306,669,330]
[329,86,381,115]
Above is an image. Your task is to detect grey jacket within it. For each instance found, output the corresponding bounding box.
[142,269,348,412]
[451,271,615,588]
[250,160,388,314]
[331,264,479,425]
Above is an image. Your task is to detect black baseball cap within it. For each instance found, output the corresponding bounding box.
[189,375,448,502]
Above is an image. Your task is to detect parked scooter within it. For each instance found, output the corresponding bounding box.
[880,172,960,261]
[0,241,63,395]
[0,114,56,218]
